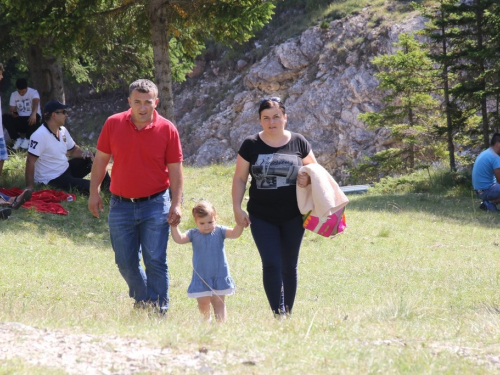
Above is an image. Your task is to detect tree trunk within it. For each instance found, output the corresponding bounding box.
[441,16,456,172]
[149,0,176,122]
[408,106,415,169]
[474,1,489,148]
[27,42,65,108]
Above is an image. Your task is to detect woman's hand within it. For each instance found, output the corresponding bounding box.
[234,208,251,228]
[297,172,311,188]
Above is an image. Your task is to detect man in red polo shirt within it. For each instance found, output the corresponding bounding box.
[88,79,183,314]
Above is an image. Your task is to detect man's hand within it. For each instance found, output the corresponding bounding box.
[82,149,95,161]
[167,203,182,226]
[28,113,37,126]
[88,192,103,218]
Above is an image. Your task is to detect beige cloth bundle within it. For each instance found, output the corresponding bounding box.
[296,163,349,218]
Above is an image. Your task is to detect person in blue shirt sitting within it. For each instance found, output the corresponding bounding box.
[472,133,500,212]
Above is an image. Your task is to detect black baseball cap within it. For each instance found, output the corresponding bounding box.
[44,100,69,115]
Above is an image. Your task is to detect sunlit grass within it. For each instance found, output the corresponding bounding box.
[2,161,500,373]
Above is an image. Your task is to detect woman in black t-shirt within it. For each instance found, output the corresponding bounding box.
[232,97,317,317]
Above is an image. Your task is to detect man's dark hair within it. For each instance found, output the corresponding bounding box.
[491,133,500,146]
[129,79,158,97]
[15,78,28,90]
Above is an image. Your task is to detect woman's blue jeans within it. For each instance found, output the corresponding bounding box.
[108,190,171,312]
[249,214,305,315]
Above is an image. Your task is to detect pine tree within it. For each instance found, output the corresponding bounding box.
[443,0,499,148]
[416,0,462,172]
[358,33,440,176]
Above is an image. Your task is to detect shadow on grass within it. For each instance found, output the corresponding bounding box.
[1,188,113,249]
[1,152,113,247]
[346,192,500,229]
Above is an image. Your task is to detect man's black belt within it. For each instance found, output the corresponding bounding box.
[111,189,166,203]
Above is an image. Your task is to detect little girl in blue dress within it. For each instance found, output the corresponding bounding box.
[171,200,244,322]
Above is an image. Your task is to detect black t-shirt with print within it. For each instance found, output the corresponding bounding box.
[238,132,311,224]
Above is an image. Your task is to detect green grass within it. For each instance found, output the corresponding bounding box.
[2,162,500,373]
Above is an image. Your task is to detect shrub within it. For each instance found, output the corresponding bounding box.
[369,167,472,197]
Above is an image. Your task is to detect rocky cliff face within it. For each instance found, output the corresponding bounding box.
[174,7,425,183]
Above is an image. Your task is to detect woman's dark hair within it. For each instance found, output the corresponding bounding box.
[258,97,286,118]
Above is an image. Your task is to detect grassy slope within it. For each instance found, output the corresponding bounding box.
[1,162,500,373]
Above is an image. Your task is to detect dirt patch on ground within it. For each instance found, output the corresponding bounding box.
[0,322,255,374]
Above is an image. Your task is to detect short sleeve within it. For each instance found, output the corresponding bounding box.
[218,225,228,239]
[62,127,76,151]
[164,123,183,164]
[9,92,15,107]
[97,119,112,154]
[493,157,500,170]
[238,137,253,162]
[28,130,45,157]
[295,133,311,159]
[186,228,194,242]
[31,89,40,100]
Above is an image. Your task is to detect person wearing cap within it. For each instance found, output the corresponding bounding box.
[25,100,110,195]
[2,78,41,150]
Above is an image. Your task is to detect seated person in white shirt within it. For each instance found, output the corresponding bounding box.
[25,101,110,195]
[2,78,42,150]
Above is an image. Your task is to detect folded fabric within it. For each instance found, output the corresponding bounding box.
[296,163,349,218]
[0,187,76,215]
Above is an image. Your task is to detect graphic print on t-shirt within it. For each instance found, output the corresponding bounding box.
[15,98,32,115]
[251,153,300,189]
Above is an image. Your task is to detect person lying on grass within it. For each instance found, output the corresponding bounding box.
[170,200,244,322]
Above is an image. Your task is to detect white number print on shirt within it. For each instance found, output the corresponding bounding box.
[15,98,32,114]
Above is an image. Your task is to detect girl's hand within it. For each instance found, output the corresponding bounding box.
[297,172,311,188]
[234,208,251,228]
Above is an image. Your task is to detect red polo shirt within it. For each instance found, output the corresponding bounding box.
[97,109,183,198]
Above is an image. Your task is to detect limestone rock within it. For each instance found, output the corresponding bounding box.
[175,8,424,183]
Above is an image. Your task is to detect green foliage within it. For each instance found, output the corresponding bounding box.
[425,0,500,148]
[0,0,275,93]
[358,33,442,173]
[369,166,472,197]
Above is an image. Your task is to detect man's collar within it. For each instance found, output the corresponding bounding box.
[127,109,157,130]
[43,123,62,140]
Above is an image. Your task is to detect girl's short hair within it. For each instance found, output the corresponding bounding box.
[258,97,286,118]
[192,200,217,219]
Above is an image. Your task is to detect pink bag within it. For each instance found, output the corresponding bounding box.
[302,207,346,238]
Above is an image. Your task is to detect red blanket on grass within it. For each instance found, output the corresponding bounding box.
[0,187,76,215]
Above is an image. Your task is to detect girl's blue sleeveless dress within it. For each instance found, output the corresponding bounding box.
[186,225,235,298]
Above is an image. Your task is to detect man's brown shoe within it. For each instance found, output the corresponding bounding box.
[11,189,32,210]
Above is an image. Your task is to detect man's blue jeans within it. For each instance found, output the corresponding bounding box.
[108,190,171,311]
[477,183,500,202]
